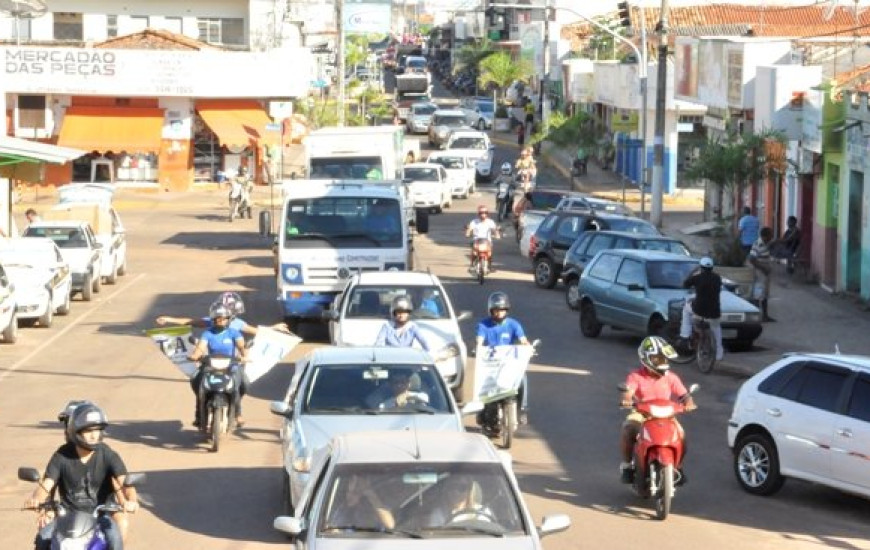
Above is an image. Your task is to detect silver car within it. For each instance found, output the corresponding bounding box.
[269,346,478,514]
[428,109,471,148]
[406,102,437,134]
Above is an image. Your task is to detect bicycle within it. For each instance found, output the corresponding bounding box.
[667,298,717,374]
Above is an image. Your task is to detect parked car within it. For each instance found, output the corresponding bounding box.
[428,109,471,148]
[577,250,763,349]
[529,210,659,288]
[555,194,635,216]
[272,430,571,545]
[0,238,72,327]
[0,262,18,343]
[269,347,477,514]
[405,101,438,134]
[562,231,691,309]
[444,129,494,181]
[516,189,588,248]
[323,270,471,391]
[458,96,495,130]
[427,152,476,198]
[23,221,103,301]
[403,163,452,213]
[728,352,870,500]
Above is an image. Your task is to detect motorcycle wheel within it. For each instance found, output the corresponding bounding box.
[695,328,717,374]
[501,399,516,449]
[478,258,486,285]
[211,405,226,453]
[654,463,674,520]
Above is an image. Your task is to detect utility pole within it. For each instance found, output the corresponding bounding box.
[650,0,669,227]
[638,6,648,217]
[337,0,346,126]
[540,0,551,136]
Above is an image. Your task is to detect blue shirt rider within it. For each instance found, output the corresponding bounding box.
[375,296,431,351]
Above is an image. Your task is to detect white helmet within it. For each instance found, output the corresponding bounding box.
[699,257,714,269]
[500,162,512,176]
[638,336,677,376]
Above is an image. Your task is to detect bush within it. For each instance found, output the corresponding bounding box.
[709,222,746,267]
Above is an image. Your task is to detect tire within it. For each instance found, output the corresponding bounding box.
[284,317,301,334]
[565,278,580,310]
[579,301,603,337]
[734,433,785,495]
[533,257,558,289]
[211,405,226,453]
[415,209,430,234]
[57,290,71,316]
[477,258,486,285]
[2,312,17,344]
[477,119,486,131]
[81,275,93,302]
[92,270,102,294]
[501,400,516,449]
[654,463,674,520]
[117,258,127,276]
[259,210,271,236]
[38,296,53,328]
[696,328,716,374]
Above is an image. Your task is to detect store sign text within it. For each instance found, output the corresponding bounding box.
[5,50,116,76]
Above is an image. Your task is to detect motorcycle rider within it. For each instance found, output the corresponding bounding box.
[474,292,531,428]
[156,291,262,338]
[495,162,516,219]
[679,256,724,361]
[229,166,253,214]
[514,147,537,191]
[187,303,249,427]
[375,295,432,351]
[465,205,501,270]
[25,403,138,550]
[619,336,696,484]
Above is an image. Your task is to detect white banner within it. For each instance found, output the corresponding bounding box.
[472,345,535,404]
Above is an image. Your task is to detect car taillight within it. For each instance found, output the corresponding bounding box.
[529,234,538,257]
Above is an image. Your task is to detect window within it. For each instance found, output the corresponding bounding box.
[587,253,621,282]
[555,216,583,241]
[197,17,244,45]
[129,16,150,33]
[616,259,644,287]
[54,12,83,40]
[17,95,46,130]
[758,361,804,396]
[847,376,870,422]
[107,15,118,37]
[778,362,849,413]
[586,234,614,258]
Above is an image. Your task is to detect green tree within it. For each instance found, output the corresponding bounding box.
[454,37,494,73]
[477,51,533,101]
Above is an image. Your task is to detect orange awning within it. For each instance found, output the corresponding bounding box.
[196,100,279,148]
[58,106,164,154]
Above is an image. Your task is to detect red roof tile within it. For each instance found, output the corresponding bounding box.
[95,29,219,51]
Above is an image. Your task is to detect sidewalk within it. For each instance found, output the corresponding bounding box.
[491,129,870,377]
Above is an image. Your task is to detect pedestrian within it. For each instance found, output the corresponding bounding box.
[574,145,588,176]
[772,215,801,274]
[524,99,535,126]
[516,123,525,146]
[748,226,775,322]
[736,206,760,261]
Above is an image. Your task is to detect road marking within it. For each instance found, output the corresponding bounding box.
[0,273,147,383]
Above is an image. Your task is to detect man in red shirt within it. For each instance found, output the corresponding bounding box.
[619,336,696,483]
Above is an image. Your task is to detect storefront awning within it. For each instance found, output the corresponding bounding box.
[58,106,164,154]
[0,135,87,180]
[196,100,279,148]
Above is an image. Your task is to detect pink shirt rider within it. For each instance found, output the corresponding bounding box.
[625,367,688,402]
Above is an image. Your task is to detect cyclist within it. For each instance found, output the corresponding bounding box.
[679,256,724,361]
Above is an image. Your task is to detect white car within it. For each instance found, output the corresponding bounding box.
[23,221,103,301]
[324,270,471,391]
[444,129,495,182]
[427,152,476,198]
[0,263,18,343]
[403,162,452,213]
[273,430,571,546]
[0,238,72,328]
[728,352,870,499]
[269,346,477,514]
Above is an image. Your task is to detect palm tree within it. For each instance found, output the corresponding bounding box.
[454,37,495,73]
[477,51,532,102]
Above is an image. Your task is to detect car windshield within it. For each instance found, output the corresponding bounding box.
[436,115,466,127]
[345,285,449,320]
[318,462,526,537]
[606,218,659,235]
[408,59,426,69]
[310,157,384,180]
[404,167,440,181]
[283,197,402,249]
[639,240,691,256]
[413,104,437,115]
[476,102,494,114]
[430,157,467,170]
[303,364,451,414]
[449,137,486,150]
[646,260,697,289]
[25,227,88,249]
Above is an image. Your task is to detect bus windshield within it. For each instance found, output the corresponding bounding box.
[283,197,402,249]
[310,157,384,180]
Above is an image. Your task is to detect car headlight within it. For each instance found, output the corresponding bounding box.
[292,452,312,473]
[282,264,303,284]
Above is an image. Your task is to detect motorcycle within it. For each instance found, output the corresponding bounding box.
[620,383,698,520]
[470,238,492,284]
[495,178,516,222]
[196,355,242,452]
[228,179,253,222]
[474,341,539,449]
[19,466,145,550]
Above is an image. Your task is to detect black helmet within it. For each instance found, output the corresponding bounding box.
[209,303,232,321]
[217,291,245,316]
[390,295,413,316]
[58,400,95,443]
[487,292,510,312]
[66,403,108,450]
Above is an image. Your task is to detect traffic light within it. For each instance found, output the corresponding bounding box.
[617,1,632,28]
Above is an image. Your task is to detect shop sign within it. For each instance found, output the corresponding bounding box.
[344,0,392,34]
[2,46,313,98]
[702,115,727,131]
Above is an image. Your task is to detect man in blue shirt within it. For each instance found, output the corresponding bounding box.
[474,292,530,427]
[736,206,760,260]
[375,296,431,350]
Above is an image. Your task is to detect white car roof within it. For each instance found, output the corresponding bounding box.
[781,352,870,371]
[353,270,441,286]
[404,162,443,169]
[26,220,90,229]
[449,130,488,139]
[0,237,59,254]
[308,345,435,366]
[433,109,466,117]
[330,430,502,465]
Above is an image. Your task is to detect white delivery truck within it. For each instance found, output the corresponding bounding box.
[274,180,425,329]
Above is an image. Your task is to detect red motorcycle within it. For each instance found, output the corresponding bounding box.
[622,384,697,520]
[470,238,492,284]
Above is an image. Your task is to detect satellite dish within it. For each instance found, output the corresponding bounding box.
[0,0,48,45]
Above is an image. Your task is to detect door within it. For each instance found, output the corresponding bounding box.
[607,258,649,332]
[550,215,587,265]
[846,172,864,293]
[831,373,870,493]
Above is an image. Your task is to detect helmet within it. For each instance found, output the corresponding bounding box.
[699,257,714,269]
[209,303,232,321]
[58,400,95,443]
[638,336,677,376]
[390,295,413,316]
[217,291,245,316]
[500,162,512,175]
[487,291,510,312]
[66,403,108,451]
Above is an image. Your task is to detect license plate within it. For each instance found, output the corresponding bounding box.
[722,329,738,339]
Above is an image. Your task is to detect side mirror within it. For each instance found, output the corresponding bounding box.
[270,401,292,418]
[273,516,304,537]
[18,467,40,482]
[456,310,472,322]
[538,514,571,537]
